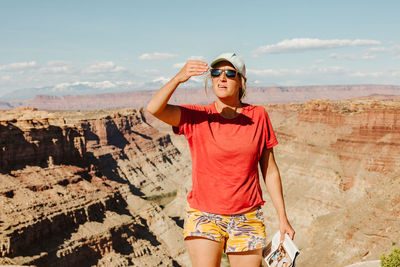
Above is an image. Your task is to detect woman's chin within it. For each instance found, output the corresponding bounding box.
[213,90,233,100]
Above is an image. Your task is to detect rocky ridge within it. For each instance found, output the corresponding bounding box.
[151,98,400,266]
[0,107,191,266]
[262,99,400,266]
[1,97,399,266]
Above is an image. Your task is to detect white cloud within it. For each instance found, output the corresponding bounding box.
[253,38,381,56]
[173,56,206,69]
[367,44,400,60]
[248,69,285,76]
[392,70,400,77]
[248,66,346,77]
[0,61,37,71]
[139,52,178,60]
[361,54,376,60]
[329,53,357,60]
[349,70,400,78]
[188,56,206,60]
[173,62,185,69]
[189,76,203,83]
[143,69,160,74]
[152,76,171,84]
[312,66,346,74]
[53,80,140,92]
[83,61,126,73]
[1,75,12,81]
[54,81,116,91]
[368,44,400,53]
[349,71,384,78]
[46,61,69,66]
[39,66,72,74]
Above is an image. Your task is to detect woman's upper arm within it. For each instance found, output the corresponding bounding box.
[259,146,278,179]
[152,104,182,127]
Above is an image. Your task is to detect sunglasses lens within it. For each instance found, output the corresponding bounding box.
[211,69,222,77]
[211,69,237,78]
[225,70,237,78]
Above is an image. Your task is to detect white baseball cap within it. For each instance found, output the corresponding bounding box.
[210,52,246,79]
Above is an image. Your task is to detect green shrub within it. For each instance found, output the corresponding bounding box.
[381,248,400,267]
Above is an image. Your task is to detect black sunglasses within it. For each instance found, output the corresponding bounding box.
[210,69,238,78]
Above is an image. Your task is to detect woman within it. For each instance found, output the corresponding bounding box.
[147,52,295,267]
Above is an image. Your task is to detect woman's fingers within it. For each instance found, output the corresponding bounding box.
[175,60,208,82]
[279,220,295,243]
[187,61,209,72]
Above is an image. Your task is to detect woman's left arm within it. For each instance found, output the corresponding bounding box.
[259,146,295,243]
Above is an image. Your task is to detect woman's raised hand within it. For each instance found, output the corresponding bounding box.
[174,60,209,83]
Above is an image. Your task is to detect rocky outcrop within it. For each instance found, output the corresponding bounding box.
[2,98,399,267]
[261,99,400,266]
[0,108,85,172]
[147,98,400,267]
[0,108,189,266]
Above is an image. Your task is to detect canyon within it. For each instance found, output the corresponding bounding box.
[261,99,400,266]
[0,96,400,266]
[0,107,191,266]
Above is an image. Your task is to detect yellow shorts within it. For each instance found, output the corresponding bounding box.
[183,203,267,253]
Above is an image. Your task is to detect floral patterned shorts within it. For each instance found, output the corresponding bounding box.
[183,203,267,253]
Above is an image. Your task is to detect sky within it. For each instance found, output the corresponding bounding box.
[1,0,399,99]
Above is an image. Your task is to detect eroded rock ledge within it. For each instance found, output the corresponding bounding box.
[0,107,190,266]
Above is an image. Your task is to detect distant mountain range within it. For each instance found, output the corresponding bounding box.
[1,84,400,110]
[0,81,147,101]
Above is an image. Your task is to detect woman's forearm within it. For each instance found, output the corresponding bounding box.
[146,60,208,116]
[146,76,181,115]
[265,170,288,223]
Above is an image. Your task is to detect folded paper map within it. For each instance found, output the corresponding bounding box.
[263,231,300,267]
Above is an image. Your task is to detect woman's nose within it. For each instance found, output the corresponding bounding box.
[219,71,227,81]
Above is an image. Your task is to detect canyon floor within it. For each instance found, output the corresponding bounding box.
[1,97,400,266]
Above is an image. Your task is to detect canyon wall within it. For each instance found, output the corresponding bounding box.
[1,98,399,266]
[263,99,400,266]
[0,108,191,266]
[153,98,400,266]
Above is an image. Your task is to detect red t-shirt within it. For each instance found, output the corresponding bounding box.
[173,102,278,214]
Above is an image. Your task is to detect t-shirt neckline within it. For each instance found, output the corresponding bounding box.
[212,101,247,120]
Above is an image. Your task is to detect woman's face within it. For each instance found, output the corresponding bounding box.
[211,61,241,101]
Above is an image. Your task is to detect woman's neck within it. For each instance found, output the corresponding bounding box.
[214,98,242,119]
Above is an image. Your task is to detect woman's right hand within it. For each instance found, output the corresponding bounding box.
[146,60,208,126]
[174,60,209,83]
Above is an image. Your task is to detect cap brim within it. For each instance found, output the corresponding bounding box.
[210,57,234,68]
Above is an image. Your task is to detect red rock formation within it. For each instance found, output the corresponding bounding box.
[0,118,85,172]
[0,108,188,266]
[261,99,400,266]
[2,98,398,266]
[296,99,400,191]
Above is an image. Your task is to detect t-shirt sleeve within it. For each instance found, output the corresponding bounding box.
[172,105,196,137]
[263,108,278,149]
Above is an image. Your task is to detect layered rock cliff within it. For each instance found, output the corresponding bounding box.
[152,98,400,267]
[1,98,399,267]
[0,107,191,266]
[262,99,400,266]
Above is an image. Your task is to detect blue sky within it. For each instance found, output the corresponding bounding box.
[1,0,399,98]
